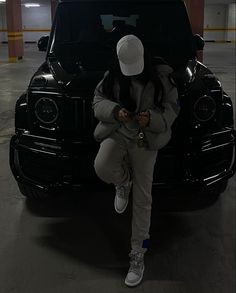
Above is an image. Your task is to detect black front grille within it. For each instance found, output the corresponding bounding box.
[62,96,97,138]
[20,151,62,183]
[28,92,97,139]
[19,149,98,185]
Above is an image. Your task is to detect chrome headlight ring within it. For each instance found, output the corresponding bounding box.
[35,97,59,124]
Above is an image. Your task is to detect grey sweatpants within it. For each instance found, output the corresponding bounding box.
[94,133,158,253]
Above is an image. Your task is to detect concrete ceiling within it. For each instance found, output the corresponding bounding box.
[17,0,236,5]
[17,0,236,4]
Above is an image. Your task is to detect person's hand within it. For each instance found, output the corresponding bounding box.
[137,111,150,128]
[118,108,131,123]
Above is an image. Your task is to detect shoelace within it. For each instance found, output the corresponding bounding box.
[116,186,127,199]
[128,253,144,275]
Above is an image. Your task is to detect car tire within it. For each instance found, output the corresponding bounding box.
[17,182,52,200]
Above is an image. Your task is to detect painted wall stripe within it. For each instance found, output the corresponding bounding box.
[23,29,51,32]
[8,57,18,63]
[7,32,23,36]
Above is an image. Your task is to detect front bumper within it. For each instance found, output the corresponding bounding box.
[10,128,236,194]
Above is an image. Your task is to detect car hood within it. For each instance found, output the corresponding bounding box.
[48,58,199,93]
[48,59,104,95]
[30,58,198,96]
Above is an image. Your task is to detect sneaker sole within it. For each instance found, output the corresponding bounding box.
[114,196,129,214]
[124,266,144,287]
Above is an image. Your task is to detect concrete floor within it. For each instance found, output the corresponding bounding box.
[0,43,235,293]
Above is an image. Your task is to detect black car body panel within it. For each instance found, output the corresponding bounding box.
[10,0,235,199]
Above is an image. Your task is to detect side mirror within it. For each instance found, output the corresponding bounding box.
[193,34,205,51]
[37,35,49,52]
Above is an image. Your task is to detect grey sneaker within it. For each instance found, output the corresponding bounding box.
[114,181,132,214]
[125,252,145,287]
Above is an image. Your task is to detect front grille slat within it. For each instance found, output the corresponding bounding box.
[73,99,79,131]
[71,97,95,136]
[82,99,86,129]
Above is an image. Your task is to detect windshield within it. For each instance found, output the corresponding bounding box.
[49,1,195,71]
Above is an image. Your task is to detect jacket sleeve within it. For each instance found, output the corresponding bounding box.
[93,71,121,123]
[146,65,180,133]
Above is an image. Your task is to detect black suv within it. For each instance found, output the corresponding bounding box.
[10,0,235,200]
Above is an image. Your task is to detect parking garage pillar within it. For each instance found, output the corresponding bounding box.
[226,3,236,42]
[185,0,204,61]
[6,0,23,63]
[51,0,58,23]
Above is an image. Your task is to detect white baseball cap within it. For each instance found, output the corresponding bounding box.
[116,34,144,76]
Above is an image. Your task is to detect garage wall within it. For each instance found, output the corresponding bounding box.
[0,3,51,43]
[22,4,51,42]
[0,1,235,43]
[204,3,236,42]
[204,4,227,41]
[226,3,236,42]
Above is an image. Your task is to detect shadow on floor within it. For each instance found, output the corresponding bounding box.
[23,191,205,273]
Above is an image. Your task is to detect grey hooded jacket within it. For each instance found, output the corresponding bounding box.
[93,64,180,150]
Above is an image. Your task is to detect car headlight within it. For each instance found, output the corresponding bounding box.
[194,95,216,122]
[35,98,58,124]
